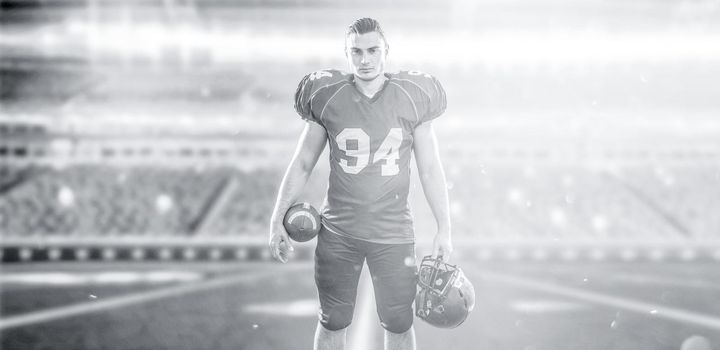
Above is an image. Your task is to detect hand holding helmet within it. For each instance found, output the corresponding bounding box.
[415,255,475,328]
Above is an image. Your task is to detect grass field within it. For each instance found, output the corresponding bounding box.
[2,256,719,350]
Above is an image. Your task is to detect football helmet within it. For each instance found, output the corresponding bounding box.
[415,255,475,328]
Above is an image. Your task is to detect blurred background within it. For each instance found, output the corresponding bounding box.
[2,0,719,243]
[1,0,720,349]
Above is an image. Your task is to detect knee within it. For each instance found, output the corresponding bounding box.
[319,304,353,331]
[379,308,413,334]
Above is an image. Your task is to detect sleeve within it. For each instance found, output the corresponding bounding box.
[419,75,447,125]
[293,74,322,125]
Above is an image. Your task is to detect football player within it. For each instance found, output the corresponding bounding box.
[269,17,453,350]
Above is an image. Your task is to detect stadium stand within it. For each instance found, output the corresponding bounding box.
[445,165,691,241]
[612,165,720,239]
[1,165,240,237]
[1,162,717,243]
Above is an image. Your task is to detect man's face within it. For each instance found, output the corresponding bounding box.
[345,31,388,82]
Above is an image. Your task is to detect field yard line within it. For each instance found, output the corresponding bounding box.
[0,264,308,331]
[480,271,720,331]
[347,266,378,350]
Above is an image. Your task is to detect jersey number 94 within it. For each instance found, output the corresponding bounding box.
[337,127,402,176]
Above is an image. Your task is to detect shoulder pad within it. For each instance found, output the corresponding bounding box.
[294,69,351,124]
[390,71,447,125]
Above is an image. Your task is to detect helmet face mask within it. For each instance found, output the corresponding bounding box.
[418,256,459,295]
[415,256,475,328]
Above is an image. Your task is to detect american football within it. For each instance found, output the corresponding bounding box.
[283,202,322,242]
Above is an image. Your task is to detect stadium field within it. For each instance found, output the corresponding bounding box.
[2,258,719,350]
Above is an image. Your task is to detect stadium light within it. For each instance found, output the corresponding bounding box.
[183,248,197,261]
[75,248,89,261]
[14,21,720,65]
[19,248,32,262]
[209,248,223,261]
[132,248,147,261]
[234,248,248,260]
[48,248,62,261]
[102,248,117,261]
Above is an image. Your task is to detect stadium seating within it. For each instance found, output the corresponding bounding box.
[613,166,720,239]
[443,165,688,240]
[1,165,236,237]
[0,163,716,241]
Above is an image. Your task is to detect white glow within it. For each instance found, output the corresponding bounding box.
[209,249,223,260]
[95,272,142,284]
[23,22,720,64]
[48,249,62,261]
[102,248,117,260]
[235,248,248,260]
[19,249,32,261]
[183,248,197,260]
[75,249,89,260]
[592,215,609,233]
[146,271,202,283]
[0,271,202,285]
[522,166,536,179]
[155,194,174,213]
[132,23,166,60]
[2,273,84,285]
[508,188,524,204]
[159,248,173,260]
[550,207,567,227]
[450,201,464,218]
[510,299,589,313]
[663,175,676,187]
[132,248,146,260]
[58,186,75,207]
[244,299,319,317]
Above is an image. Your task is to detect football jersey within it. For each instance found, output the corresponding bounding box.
[294,69,446,244]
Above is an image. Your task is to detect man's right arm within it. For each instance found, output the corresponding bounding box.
[268,121,327,263]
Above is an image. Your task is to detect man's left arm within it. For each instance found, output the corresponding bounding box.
[413,120,453,261]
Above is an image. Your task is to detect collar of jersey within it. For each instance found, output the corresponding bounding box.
[351,73,392,103]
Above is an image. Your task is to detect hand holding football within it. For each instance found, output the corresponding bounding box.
[283,203,322,242]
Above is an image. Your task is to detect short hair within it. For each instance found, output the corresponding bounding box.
[345,17,389,51]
